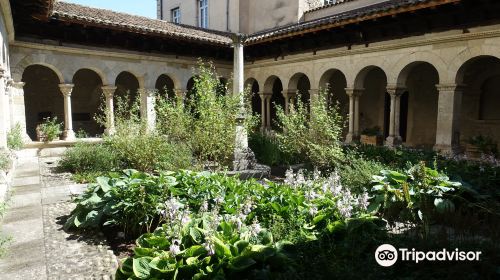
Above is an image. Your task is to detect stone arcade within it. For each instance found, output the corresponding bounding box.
[0,0,499,156]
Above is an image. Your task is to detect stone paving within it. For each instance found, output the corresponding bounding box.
[0,155,119,280]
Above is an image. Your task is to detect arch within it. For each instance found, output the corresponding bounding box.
[319,69,349,136]
[155,74,176,99]
[72,69,105,137]
[263,75,280,93]
[12,53,65,83]
[22,65,65,140]
[115,71,140,108]
[397,61,440,86]
[456,55,500,145]
[288,72,311,91]
[245,78,261,118]
[217,77,228,96]
[390,52,446,85]
[397,62,440,147]
[355,66,389,137]
[449,47,500,83]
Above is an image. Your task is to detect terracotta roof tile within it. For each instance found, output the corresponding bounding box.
[52,1,233,46]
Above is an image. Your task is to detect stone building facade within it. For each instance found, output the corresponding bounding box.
[0,0,499,155]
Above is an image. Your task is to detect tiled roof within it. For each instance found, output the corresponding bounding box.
[246,0,459,44]
[52,1,233,46]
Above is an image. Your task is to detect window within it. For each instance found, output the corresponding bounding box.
[199,0,208,28]
[171,7,180,24]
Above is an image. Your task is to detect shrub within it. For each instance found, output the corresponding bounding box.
[38,117,62,142]
[275,89,345,169]
[7,123,24,150]
[248,132,301,166]
[59,142,121,174]
[0,150,11,171]
[370,162,461,234]
[338,150,386,193]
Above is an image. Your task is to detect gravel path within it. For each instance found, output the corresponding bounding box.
[0,155,119,280]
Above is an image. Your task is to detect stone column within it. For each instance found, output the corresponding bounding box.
[282,90,296,114]
[102,86,117,136]
[59,84,75,141]
[258,93,266,129]
[232,34,255,171]
[0,68,8,148]
[345,88,363,143]
[266,94,272,128]
[6,80,30,142]
[435,83,464,154]
[139,88,156,133]
[385,85,406,147]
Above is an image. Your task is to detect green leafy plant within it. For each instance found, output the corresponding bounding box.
[7,123,24,150]
[37,117,62,142]
[467,135,497,155]
[248,132,301,166]
[370,162,461,236]
[275,89,345,169]
[0,150,11,171]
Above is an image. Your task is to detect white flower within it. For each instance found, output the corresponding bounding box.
[169,239,181,255]
[249,220,262,237]
[203,239,215,256]
[357,193,370,210]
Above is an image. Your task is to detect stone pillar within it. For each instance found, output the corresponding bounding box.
[59,84,75,141]
[0,68,8,148]
[232,34,255,171]
[102,86,117,136]
[345,88,364,143]
[139,88,156,133]
[6,80,30,142]
[265,94,272,128]
[435,83,464,154]
[282,90,296,114]
[258,93,266,129]
[385,85,406,147]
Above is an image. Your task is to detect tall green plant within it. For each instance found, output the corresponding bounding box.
[275,88,345,168]
[7,123,24,150]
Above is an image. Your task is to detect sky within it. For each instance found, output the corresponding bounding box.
[62,0,157,18]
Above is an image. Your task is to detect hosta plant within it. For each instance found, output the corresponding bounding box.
[370,162,462,233]
[116,209,295,280]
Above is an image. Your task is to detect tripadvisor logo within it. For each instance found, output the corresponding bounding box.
[375,244,482,267]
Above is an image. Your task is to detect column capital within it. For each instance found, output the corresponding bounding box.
[139,88,156,98]
[259,92,273,99]
[345,88,364,97]
[174,88,187,98]
[7,80,25,89]
[59,84,74,97]
[282,90,296,99]
[386,84,407,97]
[101,85,117,97]
[436,83,466,93]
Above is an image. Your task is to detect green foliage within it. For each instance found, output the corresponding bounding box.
[155,62,256,169]
[338,150,386,193]
[0,202,12,258]
[38,117,62,142]
[0,150,11,171]
[248,132,300,166]
[7,123,24,150]
[275,89,345,168]
[59,142,121,174]
[468,135,498,155]
[116,218,295,280]
[370,162,461,233]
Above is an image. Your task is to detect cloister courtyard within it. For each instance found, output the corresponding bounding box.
[0,0,499,279]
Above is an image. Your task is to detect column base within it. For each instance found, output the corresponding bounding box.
[104,128,116,136]
[385,136,403,147]
[433,144,461,156]
[63,130,76,141]
[345,133,360,144]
